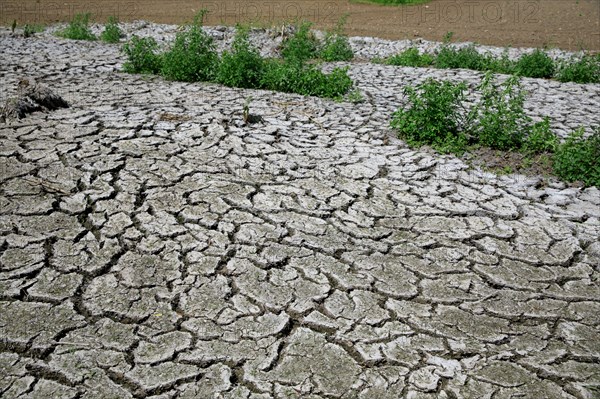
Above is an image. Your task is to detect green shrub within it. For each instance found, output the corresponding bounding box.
[217,26,265,88]
[122,36,162,74]
[261,61,352,98]
[522,117,558,154]
[390,78,471,153]
[435,45,497,71]
[57,12,96,41]
[387,47,434,67]
[319,15,354,62]
[556,54,600,84]
[472,73,530,150]
[514,49,555,78]
[101,16,122,43]
[281,21,319,65]
[553,127,600,186]
[160,11,219,82]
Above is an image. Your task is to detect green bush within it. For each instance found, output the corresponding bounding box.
[553,127,600,186]
[122,36,162,74]
[261,61,352,98]
[217,26,264,88]
[160,11,219,82]
[472,73,530,150]
[514,49,555,78]
[390,79,471,153]
[319,15,353,62]
[556,54,600,84]
[522,117,558,154]
[101,16,122,43]
[57,12,96,41]
[387,47,434,67]
[281,21,319,64]
[435,45,496,71]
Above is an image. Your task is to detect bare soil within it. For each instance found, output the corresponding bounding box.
[1,0,599,51]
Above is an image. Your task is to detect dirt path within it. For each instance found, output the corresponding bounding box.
[1,0,599,51]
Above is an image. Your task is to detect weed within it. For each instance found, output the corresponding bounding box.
[11,19,17,33]
[160,10,219,82]
[387,47,434,67]
[514,49,555,78]
[280,21,319,65]
[553,127,600,186]
[555,54,600,84]
[101,16,123,43]
[319,14,354,62]
[522,117,558,154]
[122,36,162,74]
[57,13,96,41]
[217,25,264,88]
[472,73,530,150]
[390,78,471,153]
[435,45,496,71]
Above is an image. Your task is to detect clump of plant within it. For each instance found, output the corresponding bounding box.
[556,54,600,84]
[217,25,264,88]
[57,12,96,41]
[280,21,319,64]
[101,16,123,43]
[471,73,531,150]
[318,14,354,62]
[261,60,353,98]
[553,127,600,186]
[514,49,555,78]
[122,36,162,74]
[390,79,471,153]
[522,117,558,154]
[435,45,498,72]
[160,10,219,82]
[387,47,434,67]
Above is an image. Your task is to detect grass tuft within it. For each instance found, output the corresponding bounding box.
[57,13,96,41]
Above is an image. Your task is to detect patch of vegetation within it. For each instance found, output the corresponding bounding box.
[390,79,471,153]
[280,21,319,64]
[514,49,555,79]
[122,36,162,74]
[556,54,600,84]
[391,74,599,186]
[101,16,123,43]
[57,12,96,41]
[553,127,600,186]
[387,47,434,67]
[160,10,219,82]
[319,15,354,62]
[217,25,264,88]
[472,74,530,150]
[122,12,354,99]
[385,35,597,83]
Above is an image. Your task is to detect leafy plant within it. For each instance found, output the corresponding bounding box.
[522,117,558,154]
[217,25,264,88]
[101,16,123,43]
[553,127,600,186]
[122,36,162,74]
[387,47,434,67]
[319,15,354,62]
[390,78,471,153]
[280,21,319,65]
[57,13,96,41]
[160,10,219,82]
[435,45,494,71]
[556,54,600,84]
[514,49,555,78]
[472,73,530,150]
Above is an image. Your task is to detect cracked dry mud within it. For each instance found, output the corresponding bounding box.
[1,27,600,399]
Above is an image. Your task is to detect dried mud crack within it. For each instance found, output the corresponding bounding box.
[1,23,600,399]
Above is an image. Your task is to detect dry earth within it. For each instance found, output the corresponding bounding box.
[1,0,599,51]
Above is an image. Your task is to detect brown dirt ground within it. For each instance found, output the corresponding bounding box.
[1,0,598,51]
